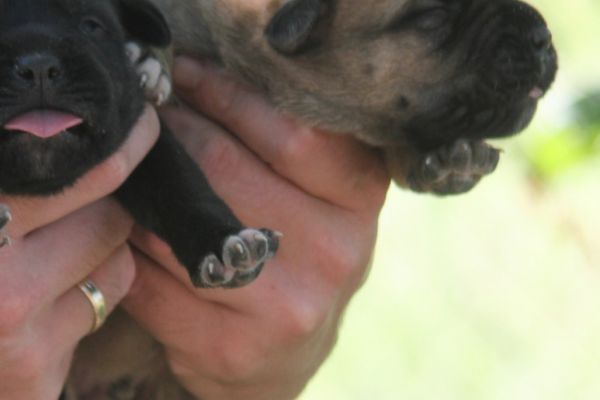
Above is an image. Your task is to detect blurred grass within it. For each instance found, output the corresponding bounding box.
[301,1,600,399]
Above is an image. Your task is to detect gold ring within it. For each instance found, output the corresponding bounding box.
[77,279,107,333]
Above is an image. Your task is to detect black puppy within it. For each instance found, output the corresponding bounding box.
[0,0,279,289]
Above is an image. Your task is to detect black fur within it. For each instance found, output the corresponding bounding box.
[0,0,274,288]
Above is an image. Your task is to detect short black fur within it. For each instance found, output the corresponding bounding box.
[0,0,277,288]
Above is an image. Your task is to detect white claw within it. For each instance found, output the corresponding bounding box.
[125,42,142,63]
[156,93,165,106]
[207,262,215,275]
[235,243,245,255]
[140,73,148,87]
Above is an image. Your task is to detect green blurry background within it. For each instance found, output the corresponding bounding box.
[302,1,600,399]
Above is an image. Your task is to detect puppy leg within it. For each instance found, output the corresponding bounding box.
[407,140,500,195]
[115,126,279,288]
[0,204,11,247]
[125,42,172,106]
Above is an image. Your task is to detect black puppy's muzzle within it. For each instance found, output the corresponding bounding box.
[13,52,64,91]
[0,30,111,136]
[9,51,72,113]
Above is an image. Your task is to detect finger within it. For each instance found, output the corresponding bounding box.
[121,250,221,348]
[159,106,334,229]
[137,108,365,302]
[171,57,388,211]
[0,105,159,238]
[9,198,133,306]
[130,219,350,315]
[0,246,134,399]
[49,244,135,346]
[122,250,292,383]
[121,252,257,386]
[123,249,334,386]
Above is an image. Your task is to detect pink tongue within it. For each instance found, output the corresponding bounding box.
[5,110,83,138]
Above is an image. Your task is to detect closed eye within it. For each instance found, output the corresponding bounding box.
[80,16,109,38]
[387,7,450,33]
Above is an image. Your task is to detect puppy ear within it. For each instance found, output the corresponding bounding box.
[117,0,171,47]
[265,0,328,54]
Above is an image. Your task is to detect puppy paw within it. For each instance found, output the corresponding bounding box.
[0,204,12,248]
[408,140,500,195]
[125,41,172,106]
[193,229,281,288]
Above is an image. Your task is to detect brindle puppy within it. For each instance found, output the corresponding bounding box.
[139,0,557,195]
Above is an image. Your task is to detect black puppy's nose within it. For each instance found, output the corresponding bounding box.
[529,26,552,52]
[14,53,63,86]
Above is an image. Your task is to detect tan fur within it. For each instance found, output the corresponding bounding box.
[150,0,453,182]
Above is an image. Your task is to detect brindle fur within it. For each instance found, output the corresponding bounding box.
[147,0,556,191]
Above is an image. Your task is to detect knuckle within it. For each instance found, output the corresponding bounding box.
[281,302,325,340]
[276,127,319,167]
[210,79,246,118]
[312,235,363,287]
[210,341,265,383]
[93,153,131,193]
[199,136,241,180]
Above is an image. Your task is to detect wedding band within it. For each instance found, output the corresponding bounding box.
[77,279,107,333]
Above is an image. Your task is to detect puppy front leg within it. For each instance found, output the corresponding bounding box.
[115,125,279,288]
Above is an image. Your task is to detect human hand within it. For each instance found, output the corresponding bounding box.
[0,107,159,400]
[123,58,390,399]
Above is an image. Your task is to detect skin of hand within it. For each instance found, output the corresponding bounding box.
[0,107,159,400]
[123,57,390,400]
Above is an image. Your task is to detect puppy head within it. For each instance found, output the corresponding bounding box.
[262,0,557,151]
[0,0,170,195]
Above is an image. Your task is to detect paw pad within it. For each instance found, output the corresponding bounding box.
[409,140,500,195]
[194,229,281,288]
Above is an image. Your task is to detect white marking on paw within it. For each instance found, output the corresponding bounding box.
[136,58,172,105]
[137,58,162,90]
[125,42,142,64]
